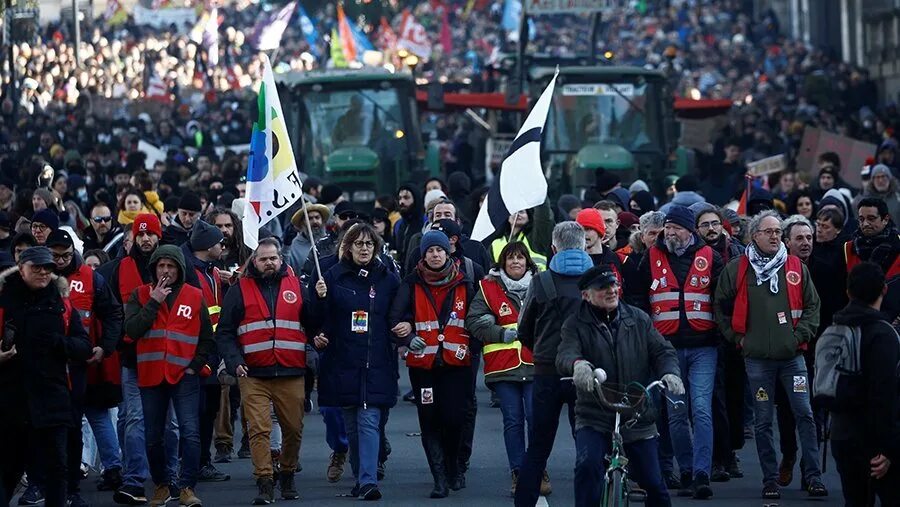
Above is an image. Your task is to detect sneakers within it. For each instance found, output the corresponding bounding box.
[66,493,89,507]
[777,455,795,487]
[710,463,730,482]
[252,477,275,505]
[539,470,552,496]
[148,484,171,506]
[762,480,781,499]
[97,467,123,491]
[213,446,232,464]
[402,390,416,403]
[279,471,299,500]
[662,470,682,490]
[327,452,347,483]
[113,485,147,505]
[726,452,744,478]
[509,470,519,497]
[677,471,693,497]
[198,463,231,482]
[358,484,382,501]
[691,472,713,500]
[17,484,43,505]
[807,478,828,497]
[179,487,202,507]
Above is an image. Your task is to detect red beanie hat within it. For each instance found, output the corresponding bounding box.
[576,208,606,236]
[133,213,162,238]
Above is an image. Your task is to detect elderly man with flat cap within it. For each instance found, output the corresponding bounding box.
[557,266,682,507]
[0,246,92,506]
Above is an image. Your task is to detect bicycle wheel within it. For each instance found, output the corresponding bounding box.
[603,468,628,507]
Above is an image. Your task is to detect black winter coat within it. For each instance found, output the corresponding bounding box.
[636,233,725,348]
[99,248,154,368]
[311,259,400,408]
[518,270,585,374]
[0,269,92,428]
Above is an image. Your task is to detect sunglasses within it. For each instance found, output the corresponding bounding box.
[338,212,358,220]
[92,216,113,223]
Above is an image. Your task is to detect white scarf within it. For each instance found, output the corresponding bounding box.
[492,268,533,302]
[746,242,788,294]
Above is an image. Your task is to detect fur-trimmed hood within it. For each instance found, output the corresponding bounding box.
[0,266,70,297]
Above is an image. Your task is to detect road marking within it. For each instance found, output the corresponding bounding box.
[536,497,550,507]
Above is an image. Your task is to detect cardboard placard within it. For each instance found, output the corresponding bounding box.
[747,154,786,177]
[795,127,877,188]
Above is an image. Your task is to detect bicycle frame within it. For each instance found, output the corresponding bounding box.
[601,410,630,507]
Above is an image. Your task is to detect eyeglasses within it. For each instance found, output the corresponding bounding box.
[52,252,73,262]
[92,216,112,223]
[30,223,49,232]
[28,264,52,274]
[697,220,722,230]
[352,240,375,249]
[756,228,782,237]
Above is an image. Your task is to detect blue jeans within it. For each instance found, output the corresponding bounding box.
[667,346,716,478]
[140,374,201,489]
[84,407,122,471]
[118,367,179,488]
[655,392,674,474]
[744,355,821,484]
[493,381,534,472]
[342,407,381,487]
[574,427,671,507]
[321,407,349,454]
[514,374,576,507]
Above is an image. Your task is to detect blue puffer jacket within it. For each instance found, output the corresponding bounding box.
[313,258,401,409]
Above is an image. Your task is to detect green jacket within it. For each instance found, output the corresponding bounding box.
[714,255,820,360]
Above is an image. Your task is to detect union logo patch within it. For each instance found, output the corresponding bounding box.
[283,290,298,303]
[693,256,709,271]
[786,271,801,286]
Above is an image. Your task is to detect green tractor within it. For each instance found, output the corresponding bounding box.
[277,69,425,205]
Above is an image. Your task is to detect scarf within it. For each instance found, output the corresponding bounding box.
[492,268,533,302]
[746,241,788,294]
[117,209,143,225]
[416,258,459,286]
[852,224,900,269]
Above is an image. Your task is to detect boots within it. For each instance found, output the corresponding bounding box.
[279,471,299,500]
[422,434,449,498]
[252,477,275,505]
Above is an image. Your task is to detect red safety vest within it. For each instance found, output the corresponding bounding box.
[134,284,203,388]
[407,281,471,369]
[648,245,716,335]
[479,279,533,377]
[118,256,145,345]
[68,264,121,385]
[237,275,307,369]
[732,255,804,335]
[844,240,900,278]
[195,266,222,330]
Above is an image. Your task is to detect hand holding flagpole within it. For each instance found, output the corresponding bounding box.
[298,192,323,281]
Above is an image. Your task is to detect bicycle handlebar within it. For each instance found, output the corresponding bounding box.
[592,368,668,413]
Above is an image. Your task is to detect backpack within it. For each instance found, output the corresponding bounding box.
[813,324,864,412]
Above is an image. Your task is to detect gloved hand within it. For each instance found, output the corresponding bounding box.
[408,336,426,352]
[502,329,517,344]
[573,360,595,392]
[662,374,685,396]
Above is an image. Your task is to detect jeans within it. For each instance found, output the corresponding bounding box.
[656,392,675,474]
[514,374,576,507]
[82,415,98,470]
[199,383,222,465]
[342,407,382,487]
[321,407,349,454]
[832,439,899,507]
[574,428,671,507]
[493,381,534,472]
[141,374,202,489]
[668,346,716,478]
[118,367,180,488]
[744,355,821,484]
[84,407,122,471]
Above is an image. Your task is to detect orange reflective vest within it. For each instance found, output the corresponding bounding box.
[407,282,471,369]
[134,284,203,387]
[237,275,307,369]
[648,245,716,335]
[68,264,121,385]
[479,279,532,377]
[732,255,804,335]
[195,266,222,330]
[844,240,900,278]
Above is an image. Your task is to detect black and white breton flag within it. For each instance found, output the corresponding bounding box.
[471,69,559,242]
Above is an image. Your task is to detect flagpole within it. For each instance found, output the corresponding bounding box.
[299,192,323,281]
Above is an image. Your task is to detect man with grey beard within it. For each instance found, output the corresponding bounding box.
[637,205,724,499]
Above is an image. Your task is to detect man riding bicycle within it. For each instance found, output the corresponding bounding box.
[557,266,684,507]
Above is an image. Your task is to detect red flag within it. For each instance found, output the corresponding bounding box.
[736,187,748,216]
[440,8,452,53]
[378,16,398,51]
[337,3,358,62]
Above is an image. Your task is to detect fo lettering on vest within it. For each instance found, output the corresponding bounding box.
[135,284,203,388]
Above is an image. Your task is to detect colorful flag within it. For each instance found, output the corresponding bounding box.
[350,21,375,52]
[439,7,452,54]
[397,9,431,58]
[243,54,303,250]
[377,16,398,51]
[254,1,297,51]
[104,0,128,26]
[336,3,358,63]
[145,74,171,102]
[330,28,348,68]
[190,7,219,65]
[298,5,320,57]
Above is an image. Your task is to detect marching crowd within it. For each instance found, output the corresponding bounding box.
[0,139,898,507]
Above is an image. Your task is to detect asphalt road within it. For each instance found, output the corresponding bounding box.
[23,366,844,507]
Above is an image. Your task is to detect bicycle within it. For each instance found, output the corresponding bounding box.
[588,368,683,507]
